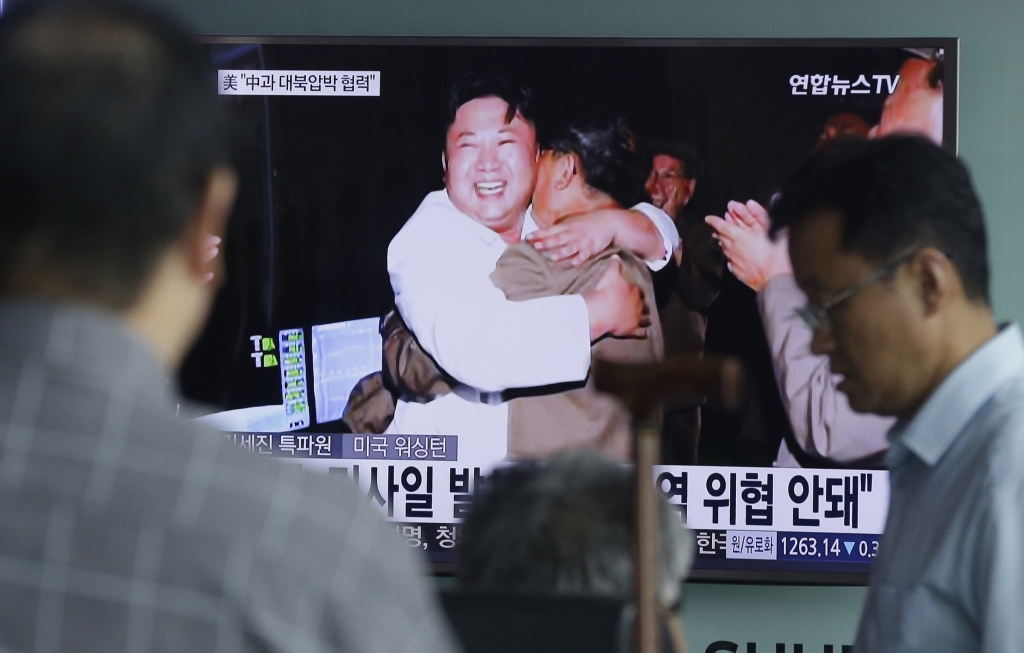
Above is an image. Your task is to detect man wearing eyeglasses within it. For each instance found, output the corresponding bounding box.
[769,135,1021,653]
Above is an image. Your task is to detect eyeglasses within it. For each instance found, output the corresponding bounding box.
[796,249,918,332]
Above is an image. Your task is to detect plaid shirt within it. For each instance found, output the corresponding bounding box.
[0,301,458,653]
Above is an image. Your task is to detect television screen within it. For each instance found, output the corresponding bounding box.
[186,37,957,582]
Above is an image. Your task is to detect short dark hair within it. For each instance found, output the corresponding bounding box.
[549,118,643,208]
[770,136,990,304]
[647,141,704,180]
[447,71,534,134]
[0,0,231,308]
[457,452,691,606]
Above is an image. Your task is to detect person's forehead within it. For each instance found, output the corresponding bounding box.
[790,211,845,265]
[789,211,872,290]
[450,96,533,134]
[652,154,685,174]
[793,210,842,241]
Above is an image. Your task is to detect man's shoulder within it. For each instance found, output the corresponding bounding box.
[391,189,474,249]
[497,241,548,266]
[0,360,387,561]
[968,373,1024,489]
[493,242,563,299]
[126,410,373,529]
[105,421,447,651]
[494,245,647,299]
[196,420,369,517]
[142,417,410,592]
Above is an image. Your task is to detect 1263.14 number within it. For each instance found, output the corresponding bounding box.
[780,536,879,558]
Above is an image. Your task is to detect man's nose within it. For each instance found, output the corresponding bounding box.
[476,143,501,170]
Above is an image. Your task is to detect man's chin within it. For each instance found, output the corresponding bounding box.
[474,207,516,227]
[454,198,514,225]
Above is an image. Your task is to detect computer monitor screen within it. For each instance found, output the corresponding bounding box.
[185,37,957,582]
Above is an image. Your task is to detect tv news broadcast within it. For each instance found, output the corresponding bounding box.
[184,37,957,582]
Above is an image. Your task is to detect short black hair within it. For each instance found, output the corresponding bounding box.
[457,452,691,606]
[447,71,534,134]
[549,118,643,208]
[647,141,705,180]
[770,136,989,304]
[0,0,231,308]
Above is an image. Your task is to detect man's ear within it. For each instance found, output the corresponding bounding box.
[183,165,238,284]
[913,247,958,316]
[685,178,697,201]
[441,151,448,174]
[552,153,577,191]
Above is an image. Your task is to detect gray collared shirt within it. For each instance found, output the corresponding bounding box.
[855,324,1024,653]
[0,301,458,652]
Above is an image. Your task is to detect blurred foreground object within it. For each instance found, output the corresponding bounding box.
[594,353,743,653]
[456,451,694,653]
[0,1,457,651]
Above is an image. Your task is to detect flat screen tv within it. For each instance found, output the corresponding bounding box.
[185,36,958,583]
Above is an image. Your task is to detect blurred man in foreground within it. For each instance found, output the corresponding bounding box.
[458,451,692,611]
[771,136,1022,652]
[0,2,455,651]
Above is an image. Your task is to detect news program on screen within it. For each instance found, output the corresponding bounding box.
[182,38,955,581]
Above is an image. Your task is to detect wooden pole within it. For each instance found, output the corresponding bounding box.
[593,354,743,653]
[634,414,662,653]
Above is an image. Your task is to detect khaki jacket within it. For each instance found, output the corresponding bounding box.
[344,246,663,463]
[492,244,663,461]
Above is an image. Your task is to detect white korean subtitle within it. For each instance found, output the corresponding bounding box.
[218,70,380,96]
